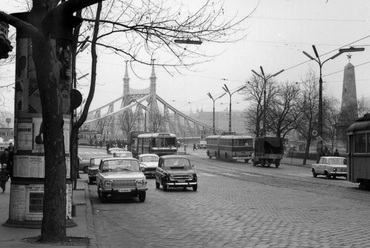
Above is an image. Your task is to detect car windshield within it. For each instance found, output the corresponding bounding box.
[113,151,133,158]
[90,158,103,167]
[328,158,347,165]
[101,160,140,172]
[163,158,191,169]
[141,156,159,163]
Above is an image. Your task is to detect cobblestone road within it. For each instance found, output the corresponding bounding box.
[88,150,370,248]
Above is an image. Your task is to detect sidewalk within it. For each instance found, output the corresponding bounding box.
[0,174,95,248]
[281,156,316,168]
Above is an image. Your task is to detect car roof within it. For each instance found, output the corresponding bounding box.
[321,156,346,159]
[101,157,138,162]
[161,155,189,159]
[90,155,112,159]
[139,153,159,157]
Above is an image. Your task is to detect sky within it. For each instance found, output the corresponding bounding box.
[1,0,370,116]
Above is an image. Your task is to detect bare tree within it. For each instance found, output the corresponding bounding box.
[243,74,279,137]
[295,69,319,164]
[117,108,137,139]
[0,0,103,242]
[268,82,301,139]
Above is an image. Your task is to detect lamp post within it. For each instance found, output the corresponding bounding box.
[251,67,284,137]
[302,45,364,155]
[222,85,247,132]
[207,92,226,134]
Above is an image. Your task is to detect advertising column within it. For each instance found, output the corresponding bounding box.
[5,12,76,228]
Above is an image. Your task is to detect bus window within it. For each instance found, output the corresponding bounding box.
[355,133,366,153]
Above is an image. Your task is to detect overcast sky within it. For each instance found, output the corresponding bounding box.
[1,0,370,115]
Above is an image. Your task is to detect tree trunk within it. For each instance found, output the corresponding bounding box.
[32,34,67,242]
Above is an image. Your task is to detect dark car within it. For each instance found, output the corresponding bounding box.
[155,155,197,191]
[78,155,90,173]
[87,155,111,184]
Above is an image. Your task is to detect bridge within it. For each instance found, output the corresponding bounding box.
[81,61,224,143]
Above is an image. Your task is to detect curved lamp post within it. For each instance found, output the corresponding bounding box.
[222,85,247,132]
[302,45,364,155]
[207,92,226,134]
[251,67,284,137]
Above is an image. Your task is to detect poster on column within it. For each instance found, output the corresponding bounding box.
[56,39,71,115]
[15,39,30,115]
[33,118,44,153]
[16,119,33,151]
[28,78,42,114]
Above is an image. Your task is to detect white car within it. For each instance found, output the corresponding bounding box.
[96,157,147,202]
[138,154,159,178]
[311,156,347,179]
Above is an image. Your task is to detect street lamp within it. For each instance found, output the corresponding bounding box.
[302,45,364,155]
[222,84,247,132]
[251,67,284,137]
[207,92,226,134]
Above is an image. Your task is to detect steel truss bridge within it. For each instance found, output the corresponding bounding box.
[81,62,223,142]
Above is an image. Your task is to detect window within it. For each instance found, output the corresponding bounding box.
[355,133,366,153]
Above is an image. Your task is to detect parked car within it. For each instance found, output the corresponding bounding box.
[311,156,347,179]
[96,157,147,202]
[155,155,197,191]
[88,155,111,184]
[78,155,90,173]
[198,140,207,149]
[112,150,133,158]
[138,154,159,178]
[107,147,125,155]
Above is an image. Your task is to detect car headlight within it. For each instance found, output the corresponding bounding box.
[333,168,337,172]
[104,180,113,187]
[136,179,146,186]
[169,175,174,181]
[188,174,193,180]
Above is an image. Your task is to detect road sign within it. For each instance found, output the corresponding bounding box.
[312,130,318,137]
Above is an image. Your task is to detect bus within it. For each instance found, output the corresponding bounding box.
[128,131,148,157]
[206,133,254,162]
[136,132,178,157]
[347,114,370,189]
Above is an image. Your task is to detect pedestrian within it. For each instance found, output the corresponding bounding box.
[0,164,9,193]
[334,149,339,156]
[193,143,197,151]
[7,143,14,178]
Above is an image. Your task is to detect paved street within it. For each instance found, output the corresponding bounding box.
[80,147,370,248]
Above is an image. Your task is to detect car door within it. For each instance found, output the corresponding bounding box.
[155,158,164,183]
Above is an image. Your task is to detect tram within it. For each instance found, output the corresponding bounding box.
[347,114,370,189]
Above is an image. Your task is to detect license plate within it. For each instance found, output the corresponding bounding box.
[178,180,186,183]
[118,189,131,192]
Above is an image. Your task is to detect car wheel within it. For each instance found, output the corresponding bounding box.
[98,189,107,203]
[192,185,198,191]
[82,167,88,174]
[244,159,249,163]
[253,160,257,166]
[155,181,160,189]
[275,161,280,168]
[312,170,317,178]
[139,192,146,202]
[162,180,168,191]
[325,172,331,179]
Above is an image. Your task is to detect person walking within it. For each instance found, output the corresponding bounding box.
[0,149,10,193]
[0,164,9,193]
[334,149,339,156]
